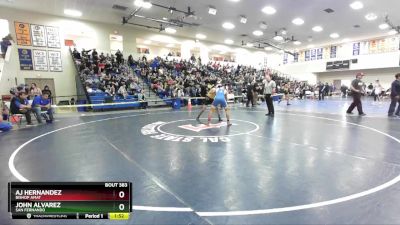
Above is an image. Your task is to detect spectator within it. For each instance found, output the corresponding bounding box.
[10,91,33,125]
[32,93,53,124]
[0,114,12,132]
[72,48,81,59]
[1,34,12,58]
[42,85,52,97]
[388,73,400,117]
[29,83,42,98]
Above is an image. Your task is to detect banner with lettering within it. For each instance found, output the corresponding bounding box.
[330,46,337,58]
[33,50,48,71]
[353,42,360,56]
[14,22,32,46]
[283,53,288,64]
[294,52,299,62]
[305,50,310,61]
[48,51,63,72]
[317,48,323,60]
[310,49,316,60]
[46,26,61,48]
[31,24,47,47]
[18,48,33,70]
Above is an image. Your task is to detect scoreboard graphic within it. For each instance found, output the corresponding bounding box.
[8,182,132,220]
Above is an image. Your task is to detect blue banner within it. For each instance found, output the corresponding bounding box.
[353,42,360,56]
[283,53,288,64]
[330,46,337,58]
[18,48,33,70]
[311,49,316,60]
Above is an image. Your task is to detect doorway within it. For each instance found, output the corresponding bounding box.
[25,78,56,102]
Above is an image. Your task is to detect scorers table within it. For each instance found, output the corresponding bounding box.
[8,182,132,220]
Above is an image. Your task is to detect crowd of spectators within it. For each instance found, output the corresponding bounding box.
[1,83,54,132]
[72,48,145,100]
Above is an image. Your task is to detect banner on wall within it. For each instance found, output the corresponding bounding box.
[48,51,63,72]
[283,53,288,64]
[46,26,61,48]
[14,22,32,46]
[353,42,360,56]
[310,49,316,60]
[317,48,323,60]
[330,46,337,58]
[293,52,299,62]
[31,24,47,47]
[305,50,310,61]
[18,48,33,70]
[33,50,48,71]
[369,40,378,54]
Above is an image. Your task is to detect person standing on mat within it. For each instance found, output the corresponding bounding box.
[388,73,400,117]
[263,74,276,116]
[346,72,366,116]
[246,81,255,107]
[208,83,231,126]
[197,83,222,121]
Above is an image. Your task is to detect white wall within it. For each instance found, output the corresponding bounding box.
[317,67,399,90]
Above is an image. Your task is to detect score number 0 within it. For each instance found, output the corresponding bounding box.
[118,191,126,211]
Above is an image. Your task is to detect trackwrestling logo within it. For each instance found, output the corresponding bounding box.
[141,121,232,143]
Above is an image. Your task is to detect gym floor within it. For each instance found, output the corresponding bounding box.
[1,98,400,225]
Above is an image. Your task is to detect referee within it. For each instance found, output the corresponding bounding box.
[346,72,366,116]
[263,74,276,116]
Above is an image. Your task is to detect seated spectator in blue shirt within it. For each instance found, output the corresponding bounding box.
[32,93,53,123]
[10,91,33,125]
[0,114,12,132]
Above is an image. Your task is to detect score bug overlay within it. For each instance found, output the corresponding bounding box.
[8,182,132,220]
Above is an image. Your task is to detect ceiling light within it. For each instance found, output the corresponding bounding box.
[165,27,177,34]
[281,29,287,35]
[222,22,235,30]
[228,0,240,2]
[264,46,273,51]
[262,6,276,15]
[379,23,389,30]
[208,7,217,15]
[388,29,398,35]
[350,1,364,10]
[342,38,351,43]
[292,18,304,25]
[259,22,268,29]
[162,17,168,21]
[144,40,152,44]
[312,26,323,32]
[246,43,254,47]
[293,41,301,45]
[134,0,152,9]
[274,35,284,41]
[196,33,207,39]
[330,33,340,39]
[166,43,175,48]
[224,39,234,45]
[240,16,247,24]
[307,44,315,48]
[64,9,82,17]
[365,13,377,21]
[253,30,263,36]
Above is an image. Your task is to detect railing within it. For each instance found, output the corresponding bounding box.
[69,49,91,104]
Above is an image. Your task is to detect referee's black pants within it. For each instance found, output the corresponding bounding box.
[347,93,364,114]
[265,94,274,115]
